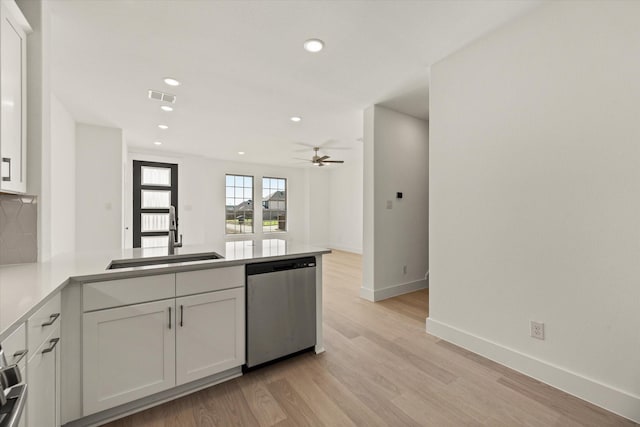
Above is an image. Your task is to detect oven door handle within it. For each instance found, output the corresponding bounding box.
[0,383,27,427]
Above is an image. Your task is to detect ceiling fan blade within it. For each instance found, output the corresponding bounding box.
[318,155,330,162]
[294,142,315,149]
[319,146,351,150]
[322,160,345,163]
[292,157,311,161]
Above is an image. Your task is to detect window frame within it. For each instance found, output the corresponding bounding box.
[133,160,178,248]
[225,173,255,235]
[262,176,287,233]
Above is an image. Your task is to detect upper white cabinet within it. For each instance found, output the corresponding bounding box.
[0,0,30,193]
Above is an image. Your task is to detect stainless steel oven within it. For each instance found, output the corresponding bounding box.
[0,345,27,427]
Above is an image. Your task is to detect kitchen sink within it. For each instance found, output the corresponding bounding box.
[107,252,224,270]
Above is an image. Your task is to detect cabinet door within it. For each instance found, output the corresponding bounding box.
[27,328,60,427]
[82,299,175,416]
[0,1,28,193]
[176,288,245,385]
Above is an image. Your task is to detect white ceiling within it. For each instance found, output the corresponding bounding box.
[50,0,541,167]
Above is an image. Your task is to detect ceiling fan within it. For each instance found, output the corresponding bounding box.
[296,147,345,167]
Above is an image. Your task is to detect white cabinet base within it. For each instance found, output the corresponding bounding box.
[64,366,241,427]
[82,299,176,416]
[176,288,245,385]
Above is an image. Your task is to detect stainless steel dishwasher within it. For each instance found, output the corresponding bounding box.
[246,257,316,369]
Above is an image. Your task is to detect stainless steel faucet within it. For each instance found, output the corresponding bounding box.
[168,205,182,255]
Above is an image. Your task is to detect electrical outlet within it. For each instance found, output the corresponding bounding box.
[530,321,545,340]
[402,265,407,275]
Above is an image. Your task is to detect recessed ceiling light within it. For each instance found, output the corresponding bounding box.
[158,124,168,130]
[163,77,181,86]
[290,116,302,122]
[303,39,324,53]
[154,141,162,146]
[161,105,173,112]
[238,151,245,155]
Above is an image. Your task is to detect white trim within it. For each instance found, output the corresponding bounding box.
[329,245,363,255]
[64,368,242,427]
[360,278,428,302]
[359,286,375,301]
[426,318,640,424]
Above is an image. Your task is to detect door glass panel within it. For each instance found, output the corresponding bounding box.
[142,167,171,186]
[141,213,170,232]
[141,236,169,248]
[142,190,171,208]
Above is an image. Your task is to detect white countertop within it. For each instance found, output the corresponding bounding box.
[0,239,330,340]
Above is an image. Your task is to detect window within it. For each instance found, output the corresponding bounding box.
[226,174,254,234]
[262,177,286,232]
[133,161,178,248]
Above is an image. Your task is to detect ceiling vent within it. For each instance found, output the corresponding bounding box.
[148,90,176,104]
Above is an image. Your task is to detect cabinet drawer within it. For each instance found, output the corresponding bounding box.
[176,266,244,296]
[1,322,27,365]
[28,293,61,354]
[83,274,175,312]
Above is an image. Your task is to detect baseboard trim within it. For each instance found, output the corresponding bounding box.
[329,245,362,255]
[426,318,640,423]
[360,278,428,302]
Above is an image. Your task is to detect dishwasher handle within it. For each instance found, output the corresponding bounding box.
[246,257,316,275]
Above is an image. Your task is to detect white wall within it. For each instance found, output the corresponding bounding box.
[362,105,429,301]
[305,168,331,249]
[49,95,76,256]
[124,150,329,249]
[428,1,640,422]
[328,143,363,254]
[75,124,124,251]
[18,0,52,260]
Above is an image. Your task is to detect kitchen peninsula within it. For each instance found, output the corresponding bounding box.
[0,239,330,426]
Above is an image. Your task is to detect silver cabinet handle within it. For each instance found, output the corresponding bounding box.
[12,350,27,365]
[41,313,60,327]
[1,157,10,182]
[41,338,59,354]
[168,306,172,329]
[180,305,184,327]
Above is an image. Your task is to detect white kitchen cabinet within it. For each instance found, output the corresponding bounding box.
[79,267,246,419]
[27,326,60,427]
[82,299,175,416]
[0,0,30,193]
[176,288,245,385]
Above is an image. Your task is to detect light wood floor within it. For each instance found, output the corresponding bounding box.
[105,250,636,427]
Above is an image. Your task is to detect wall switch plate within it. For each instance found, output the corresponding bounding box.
[386,200,393,209]
[530,321,545,340]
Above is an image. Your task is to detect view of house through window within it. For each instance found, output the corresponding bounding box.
[262,177,286,232]
[225,174,254,234]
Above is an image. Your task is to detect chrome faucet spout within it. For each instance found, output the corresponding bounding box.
[168,206,183,255]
